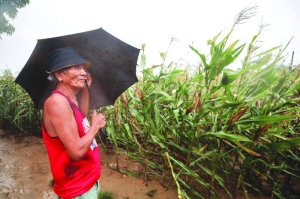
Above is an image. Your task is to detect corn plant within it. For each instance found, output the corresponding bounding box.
[0,69,41,134]
[102,22,300,199]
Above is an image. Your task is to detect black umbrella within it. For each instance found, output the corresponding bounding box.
[15,28,140,110]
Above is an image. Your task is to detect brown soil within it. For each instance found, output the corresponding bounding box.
[0,132,178,199]
[0,130,274,199]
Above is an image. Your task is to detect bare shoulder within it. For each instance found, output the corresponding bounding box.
[43,93,75,137]
[43,93,74,125]
[44,93,71,114]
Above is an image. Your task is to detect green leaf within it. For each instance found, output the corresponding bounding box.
[203,131,251,142]
[268,138,300,150]
[124,123,134,141]
[253,46,281,58]
[154,103,160,128]
[235,115,294,125]
[146,114,165,140]
[150,135,167,149]
[118,168,140,177]
[129,106,144,122]
[107,121,118,148]
[189,45,210,68]
[167,140,189,153]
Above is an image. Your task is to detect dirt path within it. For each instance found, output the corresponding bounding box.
[0,134,178,199]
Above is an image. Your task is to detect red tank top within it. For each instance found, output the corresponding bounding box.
[42,90,101,199]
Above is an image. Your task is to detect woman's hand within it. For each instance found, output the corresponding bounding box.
[91,110,106,131]
[79,70,93,116]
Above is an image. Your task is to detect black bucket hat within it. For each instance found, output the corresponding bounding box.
[47,47,90,73]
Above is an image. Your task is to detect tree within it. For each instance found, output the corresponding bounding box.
[0,0,30,39]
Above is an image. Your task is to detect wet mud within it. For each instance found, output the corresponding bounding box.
[0,134,178,199]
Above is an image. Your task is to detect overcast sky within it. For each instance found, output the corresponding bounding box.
[0,0,299,76]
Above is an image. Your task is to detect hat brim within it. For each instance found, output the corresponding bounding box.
[46,61,90,74]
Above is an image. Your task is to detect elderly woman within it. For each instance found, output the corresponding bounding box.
[42,47,106,199]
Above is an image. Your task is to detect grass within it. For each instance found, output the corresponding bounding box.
[98,190,115,199]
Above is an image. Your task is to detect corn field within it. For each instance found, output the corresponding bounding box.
[1,8,300,199]
[0,69,41,133]
[99,28,300,199]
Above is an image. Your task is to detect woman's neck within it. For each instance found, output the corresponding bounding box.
[56,84,79,103]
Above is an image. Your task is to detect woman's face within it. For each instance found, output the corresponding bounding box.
[57,64,89,89]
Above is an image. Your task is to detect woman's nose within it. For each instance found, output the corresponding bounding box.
[80,66,87,74]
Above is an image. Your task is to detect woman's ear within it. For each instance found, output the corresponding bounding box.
[54,70,64,82]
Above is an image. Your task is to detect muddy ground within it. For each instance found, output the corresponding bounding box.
[0,129,274,199]
[0,133,178,199]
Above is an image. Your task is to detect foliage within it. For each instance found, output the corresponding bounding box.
[0,69,41,134]
[101,20,300,199]
[0,0,30,39]
[98,190,115,199]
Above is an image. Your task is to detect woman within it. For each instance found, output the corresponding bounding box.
[42,47,106,199]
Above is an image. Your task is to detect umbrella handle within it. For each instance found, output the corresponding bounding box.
[85,80,96,110]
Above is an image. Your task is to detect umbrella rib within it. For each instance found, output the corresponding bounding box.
[85,80,96,110]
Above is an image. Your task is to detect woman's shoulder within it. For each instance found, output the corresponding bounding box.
[44,93,70,111]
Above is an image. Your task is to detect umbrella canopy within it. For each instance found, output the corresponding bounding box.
[15,28,140,110]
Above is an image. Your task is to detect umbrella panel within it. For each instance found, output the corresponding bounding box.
[15,28,140,110]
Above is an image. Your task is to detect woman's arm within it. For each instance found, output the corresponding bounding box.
[79,72,92,116]
[44,94,105,161]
